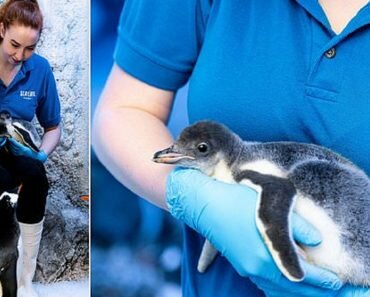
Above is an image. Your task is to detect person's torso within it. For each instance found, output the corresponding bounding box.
[184,1,370,296]
[188,0,370,174]
[0,54,49,122]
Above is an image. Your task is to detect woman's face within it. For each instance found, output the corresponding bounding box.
[0,22,40,66]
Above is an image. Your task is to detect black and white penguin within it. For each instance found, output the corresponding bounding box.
[0,110,39,153]
[0,192,20,297]
[153,120,370,286]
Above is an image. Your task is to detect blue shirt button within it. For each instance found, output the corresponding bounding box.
[325,48,336,58]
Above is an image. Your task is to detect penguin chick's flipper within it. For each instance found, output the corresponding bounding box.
[11,122,39,152]
[234,170,304,282]
[197,239,219,273]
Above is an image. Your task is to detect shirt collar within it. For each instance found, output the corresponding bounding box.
[295,0,370,38]
[295,0,332,33]
[21,54,35,74]
[5,54,35,90]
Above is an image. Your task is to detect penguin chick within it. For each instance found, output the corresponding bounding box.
[0,110,39,152]
[153,120,370,286]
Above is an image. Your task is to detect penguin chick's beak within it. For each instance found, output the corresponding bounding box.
[152,146,195,164]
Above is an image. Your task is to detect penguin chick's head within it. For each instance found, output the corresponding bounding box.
[0,110,12,136]
[153,121,241,173]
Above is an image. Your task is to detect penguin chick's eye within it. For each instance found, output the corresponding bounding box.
[197,143,209,153]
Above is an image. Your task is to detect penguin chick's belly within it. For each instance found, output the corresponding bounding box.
[294,195,366,285]
[208,159,368,284]
[239,159,368,284]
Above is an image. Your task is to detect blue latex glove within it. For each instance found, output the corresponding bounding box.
[336,285,370,297]
[8,138,47,163]
[166,168,343,293]
[0,136,7,147]
[251,279,370,297]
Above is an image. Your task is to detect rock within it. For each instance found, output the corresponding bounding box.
[35,192,88,282]
[35,0,89,282]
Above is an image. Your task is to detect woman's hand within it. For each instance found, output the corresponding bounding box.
[335,285,370,297]
[8,138,47,162]
[166,168,343,294]
[251,278,370,297]
[0,136,6,147]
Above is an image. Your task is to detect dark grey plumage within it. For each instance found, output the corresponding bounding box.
[0,111,39,152]
[0,193,20,297]
[153,120,370,286]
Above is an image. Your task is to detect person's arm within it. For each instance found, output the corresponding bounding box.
[92,64,175,209]
[7,124,61,163]
[9,125,61,163]
[93,65,342,295]
[40,124,62,155]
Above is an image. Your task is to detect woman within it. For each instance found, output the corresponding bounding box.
[93,0,370,296]
[0,0,61,296]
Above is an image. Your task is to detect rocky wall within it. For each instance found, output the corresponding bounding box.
[37,0,89,282]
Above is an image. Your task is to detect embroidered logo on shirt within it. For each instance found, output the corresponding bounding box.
[19,90,36,100]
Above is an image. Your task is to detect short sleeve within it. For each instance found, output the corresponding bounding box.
[36,64,61,129]
[114,0,211,91]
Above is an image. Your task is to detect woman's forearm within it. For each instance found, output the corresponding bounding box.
[40,124,61,155]
[93,107,174,209]
[92,65,176,210]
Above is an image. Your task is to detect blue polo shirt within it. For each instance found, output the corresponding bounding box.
[0,53,61,129]
[114,1,370,296]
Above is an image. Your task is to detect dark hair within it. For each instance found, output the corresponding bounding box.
[0,0,43,42]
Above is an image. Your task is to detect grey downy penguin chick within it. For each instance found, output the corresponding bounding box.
[0,110,39,152]
[153,120,370,285]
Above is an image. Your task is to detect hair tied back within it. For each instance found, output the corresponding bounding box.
[0,0,43,39]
